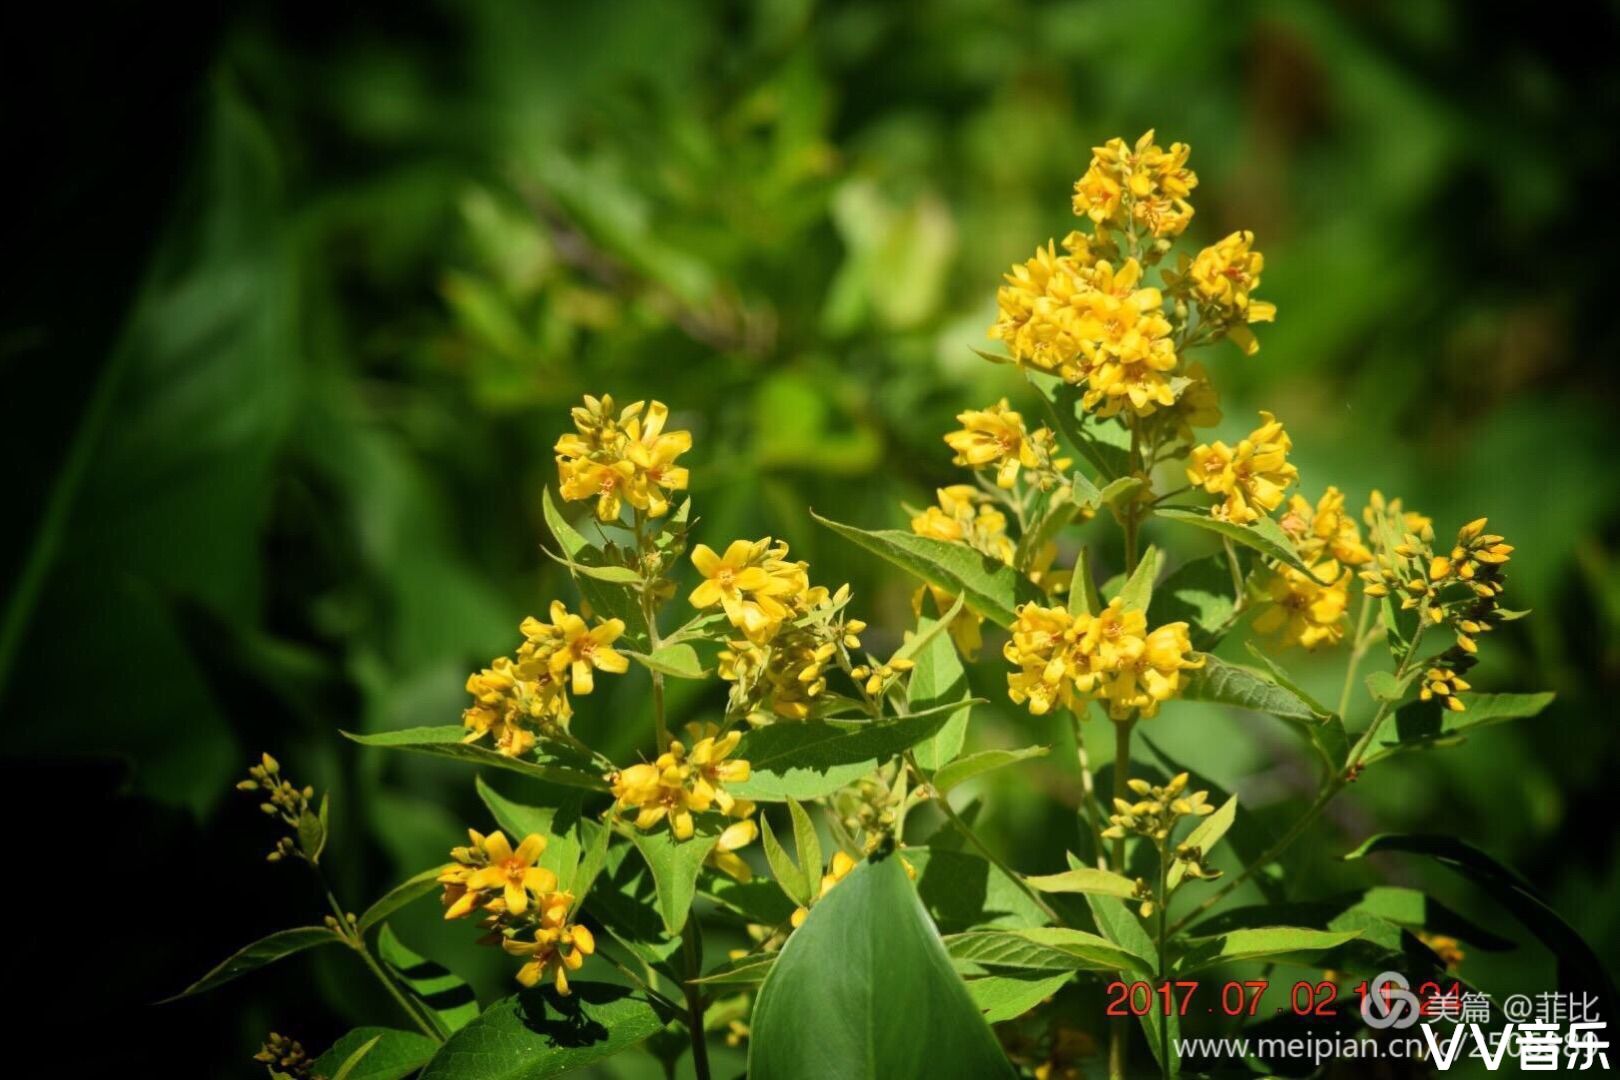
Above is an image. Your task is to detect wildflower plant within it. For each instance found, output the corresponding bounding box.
[173,134,1588,1080]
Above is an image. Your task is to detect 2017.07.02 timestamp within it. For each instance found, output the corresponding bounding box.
[1104,979,1462,1017]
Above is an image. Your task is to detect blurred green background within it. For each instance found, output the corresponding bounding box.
[6,0,1618,1075]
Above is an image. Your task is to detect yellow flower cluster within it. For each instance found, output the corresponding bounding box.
[1186,411,1298,524]
[1254,488,1375,651]
[555,395,691,521]
[609,723,757,841]
[1071,130,1198,239]
[690,538,810,642]
[1100,772,1215,916]
[944,400,1070,490]
[1004,598,1203,720]
[461,604,628,756]
[1183,230,1276,355]
[502,896,597,994]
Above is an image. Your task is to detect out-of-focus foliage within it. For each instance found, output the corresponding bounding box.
[4,0,1617,1073]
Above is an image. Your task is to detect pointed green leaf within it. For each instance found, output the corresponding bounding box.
[624,821,723,935]
[932,746,1049,794]
[624,642,707,679]
[1168,794,1238,891]
[1174,927,1361,974]
[1069,546,1100,616]
[1181,655,1320,722]
[966,972,1075,1024]
[1024,866,1136,899]
[731,709,961,801]
[946,927,1145,974]
[540,487,648,647]
[343,727,607,792]
[1366,692,1557,763]
[311,1028,436,1080]
[1156,507,1315,575]
[1113,545,1160,612]
[570,818,611,914]
[749,855,1015,1078]
[358,867,442,936]
[378,925,479,1035]
[787,798,822,892]
[1029,375,1132,480]
[693,952,778,986]
[761,814,810,907]
[165,926,341,1000]
[908,606,972,770]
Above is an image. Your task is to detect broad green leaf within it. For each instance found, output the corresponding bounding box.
[761,813,810,906]
[812,511,1044,628]
[474,775,583,891]
[1236,648,1349,773]
[788,798,823,894]
[331,1036,382,1080]
[1030,375,1132,480]
[731,709,959,801]
[907,846,1052,932]
[1366,692,1557,763]
[1112,544,1160,611]
[1353,886,1514,950]
[1156,507,1314,575]
[540,487,648,647]
[1149,554,1239,651]
[1344,833,1617,1017]
[749,855,1015,1079]
[1024,866,1137,899]
[590,844,683,968]
[570,818,611,913]
[418,984,668,1079]
[908,607,972,769]
[359,867,442,935]
[1181,655,1320,722]
[966,972,1074,1024]
[378,925,479,1035]
[1173,927,1361,974]
[945,927,1145,974]
[343,726,607,792]
[1167,795,1238,891]
[623,820,723,934]
[1241,644,1335,719]
[692,952,777,986]
[931,746,1049,794]
[165,926,341,999]
[624,642,707,679]
[703,877,800,926]
[311,1028,436,1080]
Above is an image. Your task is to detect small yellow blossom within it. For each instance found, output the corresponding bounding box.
[989,241,1091,378]
[1187,411,1298,524]
[1004,598,1201,720]
[440,829,557,919]
[1187,230,1276,354]
[1280,488,1372,568]
[555,395,691,521]
[1419,667,1471,712]
[610,726,756,841]
[1100,620,1203,719]
[1252,562,1352,651]
[1073,130,1198,239]
[943,400,1066,489]
[790,850,858,928]
[1075,259,1179,417]
[690,538,800,642]
[503,893,596,994]
[537,600,629,695]
[707,818,760,882]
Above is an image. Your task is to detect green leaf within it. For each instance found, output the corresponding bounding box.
[908,846,1053,932]
[1156,507,1315,575]
[966,972,1074,1024]
[692,952,778,986]
[1030,375,1132,480]
[571,818,611,913]
[378,925,480,1035]
[749,855,1015,1079]
[761,813,810,906]
[1364,669,1414,703]
[330,1036,382,1080]
[813,511,1044,628]
[1069,546,1100,616]
[311,1028,437,1080]
[623,820,723,935]
[787,798,823,891]
[1086,894,1177,1075]
[945,927,1146,974]
[1366,692,1557,763]
[908,606,972,770]
[1113,544,1160,611]
[1149,554,1239,651]
[474,775,583,891]
[731,709,960,801]
[1174,927,1361,974]
[298,794,329,864]
[343,727,607,792]
[1023,866,1137,899]
[624,642,707,679]
[931,746,1049,794]
[358,867,442,936]
[418,984,668,1079]
[590,844,683,968]
[164,926,341,1000]
[703,877,800,926]
[1181,655,1320,722]
[1235,647,1349,773]
[539,487,648,647]
[1014,480,1091,571]
[1167,795,1238,891]
[1343,833,1617,1017]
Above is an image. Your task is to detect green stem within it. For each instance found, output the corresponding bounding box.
[681,919,713,1080]
[1167,609,1430,936]
[1336,592,1375,720]
[1108,718,1135,1080]
[1070,709,1108,869]
[322,887,442,1042]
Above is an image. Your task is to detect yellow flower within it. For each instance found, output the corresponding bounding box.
[555,394,691,521]
[1098,620,1203,719]
[503,893,595,994]
[1187,411,1298,524]
[1075,130,1198,238]
[1279,488,1372,568]
[989,241,1090,378]
[689,538,799,641]
[443,830,557,918]
[685,722,754,818]
[1005,599,1200,720]
[707,818,759,882]
[1004,603,1087,716]
[943,400,1052,489]
[610,727,756,841]
[1075,260,1178,417]
[461,655,570,756]
[1419,667,1471,712]
[540,600,629,695]
[1188,230,1276,354]
[790,850,858,927]
[1252,562,1352,651]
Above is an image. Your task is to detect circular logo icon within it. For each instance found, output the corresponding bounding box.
[1361,970,1422,1030]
